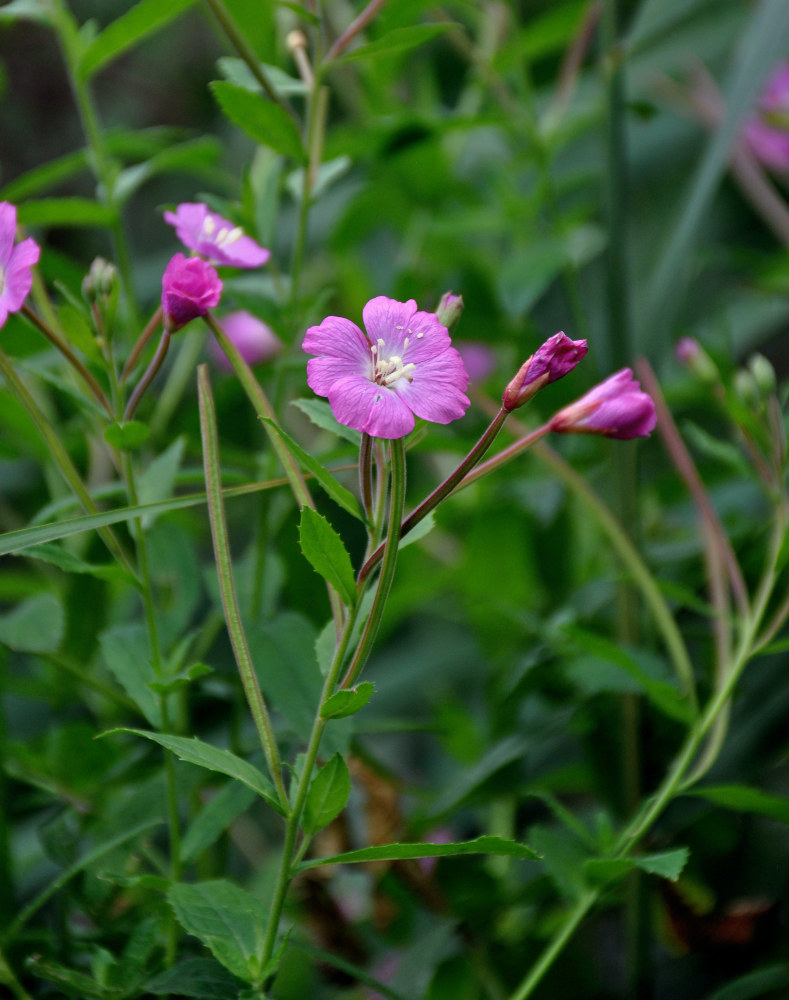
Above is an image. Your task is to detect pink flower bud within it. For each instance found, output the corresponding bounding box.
[743,63,789,171]
[435,291,464,330]
[161,253,222,333]
[208,310,282,371]
[549,368,657,440]
[502,331,588,411]
[675,337,718,382]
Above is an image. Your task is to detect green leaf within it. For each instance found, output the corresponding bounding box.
[210,82,306,162]
[0,593,64,653]
[707,964,789,1000]
[100,625,161,727]
[147,662,212,695]
[302,753,351,835]
[168,880,267,983]
[17,198,115,228]
[25,956,107,997]
[314,618,336,677]
[217,56,308,97]
[146,958,245,999]
[78,0,199,80]
[260,417,364,522]
[20,543,130,583]
[320,682,375,720]
[584,847,690,886]
[332,24,454,63]
[687,784,789,825]
[104,420,150,452]
[137,436,185,527]
[297,834,540,872]
[106,730,285,814]
[399,511,435,550]
[290,397,361,446]
[113,137,222,204]
[59,302,100,359]
[0,0,49,21]
[181,783,257,864]
[298,508,357,605]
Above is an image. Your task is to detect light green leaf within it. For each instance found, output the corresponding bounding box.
[147,662,212,695]
[290,397,361,446]
[332,24,454,63]
[584,847,690,886]
[104,420,150,452]
[114,137,222,204]
[399,512,435,550]
[320,682,375,720]
[20,543,130,583]
[210,82,306,162]
[168,880,266,983]
[106,729,285,815]
[100,625,161,727]
[298,508,356,606]
[217,56,308,97]
[687,784,789,825]
[302,753,351,835]
[297,835,540,872]
[314,618,336,677]
[181,783,256,864]
[0,593,64,653]
[78,0,199,79]
[17,198,115,228]
[137,436,185,528]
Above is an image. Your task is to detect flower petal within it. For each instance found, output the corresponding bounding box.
[327,375,415,438]
[393,346,470,424]
[362,296,450,362]
[2,237,40,313]
[303,315,370,361]
[0,202,18,268]
[307,354,368,396]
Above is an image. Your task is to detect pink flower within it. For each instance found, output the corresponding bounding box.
[0,201,40,330]
[161,253,222,332]
[208,310,282,371]
[743,63,789,171]
[549,368,656,440]
[164,202,270,269]
[502,331,588,411]
[303,296,470,439]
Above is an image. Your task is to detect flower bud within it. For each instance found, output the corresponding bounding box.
[675,337,719,383]
[82,257,118,304]
[161,253,222,333]
[549,368,656,440]
[502,331,588,411]
[435,291,464,331]
[735,369,761,408]
[748,353,776,396]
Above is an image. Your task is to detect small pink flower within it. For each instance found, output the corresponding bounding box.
[208,310,282,371]
[502,331,588,411]
[743,63,789,171]
[549,368,657,440]
[303,296,470,439]
[164,202,270,269]
[161,253,222,332]
[0,201,40,330]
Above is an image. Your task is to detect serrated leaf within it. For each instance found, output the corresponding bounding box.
[181,782,256,863]
[211,82,306,162]
[332,23,454,64]
[78,0,199,80]
[0,593,64,653]
[688,784,789,825]
[297,834,540,872]
[168,880,266,983]
[104,420,150,451]
[17,198,115,227]
[302,753,351,835]
[106,729,284,815]
[320,682,375,720]
[298,508,356,605]
[584,847,689,886]
[260,416,364,521]
[291,397,361,446]
[145,958,245,998]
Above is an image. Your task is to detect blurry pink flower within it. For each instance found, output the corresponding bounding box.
[456,342,496,382]
[164,202,270,268]
[161,253,222,332]
[303,296,470,439]
[743,63,789,171]
[503,331,588,411]
[549,368,656,440]
[0,201,40,330]
[209,311,282,371]
[418,827,454,875]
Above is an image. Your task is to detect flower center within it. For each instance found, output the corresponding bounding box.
[371,337,417,387]
[201,216,243,247]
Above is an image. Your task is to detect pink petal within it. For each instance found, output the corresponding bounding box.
[362,296,450,362]
[307,354,369,396]
[327,374,415,438]
[303,315,370,362]
[2,238,39,313]
[0,202,18,267]
[393,347,470,424]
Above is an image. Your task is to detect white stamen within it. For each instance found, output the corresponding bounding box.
[202,216,216,236]
[416,332,424,339]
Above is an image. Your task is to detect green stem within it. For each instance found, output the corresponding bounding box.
[197,366,288,811]
[0,347,134,575]
[121,306,164,384]
[124,329,171,420]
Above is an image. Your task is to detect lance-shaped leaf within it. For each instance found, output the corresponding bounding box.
[211,82,306,162]
[320,682,375,720]
[298,508,356,606]
[302,754,351,836]
[296,835,540,872]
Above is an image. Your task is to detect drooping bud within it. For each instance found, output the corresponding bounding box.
[435,291,464,331]
[161,253,222,333]
[502,331,588,411]
[549,368,657,440]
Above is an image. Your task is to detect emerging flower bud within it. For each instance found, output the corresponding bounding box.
[502,331,588,411]
[549,368,657,440]
[675,337,719,382]
[161,253,222,333]
[748,353,776,396]
[435,291,464,331]
[82,257,118,304]
[208,310,282,372]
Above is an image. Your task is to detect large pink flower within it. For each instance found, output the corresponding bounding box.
[303,296,470,439]
[0,201,40,330]
[549,368,656,440]
[164,202,270,269]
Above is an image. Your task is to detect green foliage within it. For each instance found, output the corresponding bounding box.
[298,507,357,605]
[302,752,351,835]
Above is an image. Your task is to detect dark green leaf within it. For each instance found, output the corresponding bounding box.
[25,956,106,998]
[147,662,212,695]
[584,847,690,886]
[707,964,789,1000]
[332,24,454,64]
[302,753,351,835]
[320,682,375,720]
[688,784,789,825]
[298,508,357,605]
[100,625,161,727]
[168,880,267,983]
[290,397,361,446]
[297,834,540,872]
[181,783,257,863]
[146,958,245,999]
[211,82,306,162]
[20,543,130,583]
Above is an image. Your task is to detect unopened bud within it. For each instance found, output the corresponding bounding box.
[502,331,587,411]
[435,291,464,331]
[748,353,776,396]
[287,29,307,51]
[675,337,718,382]
[82,257,118,304]
[734,369,761,408]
